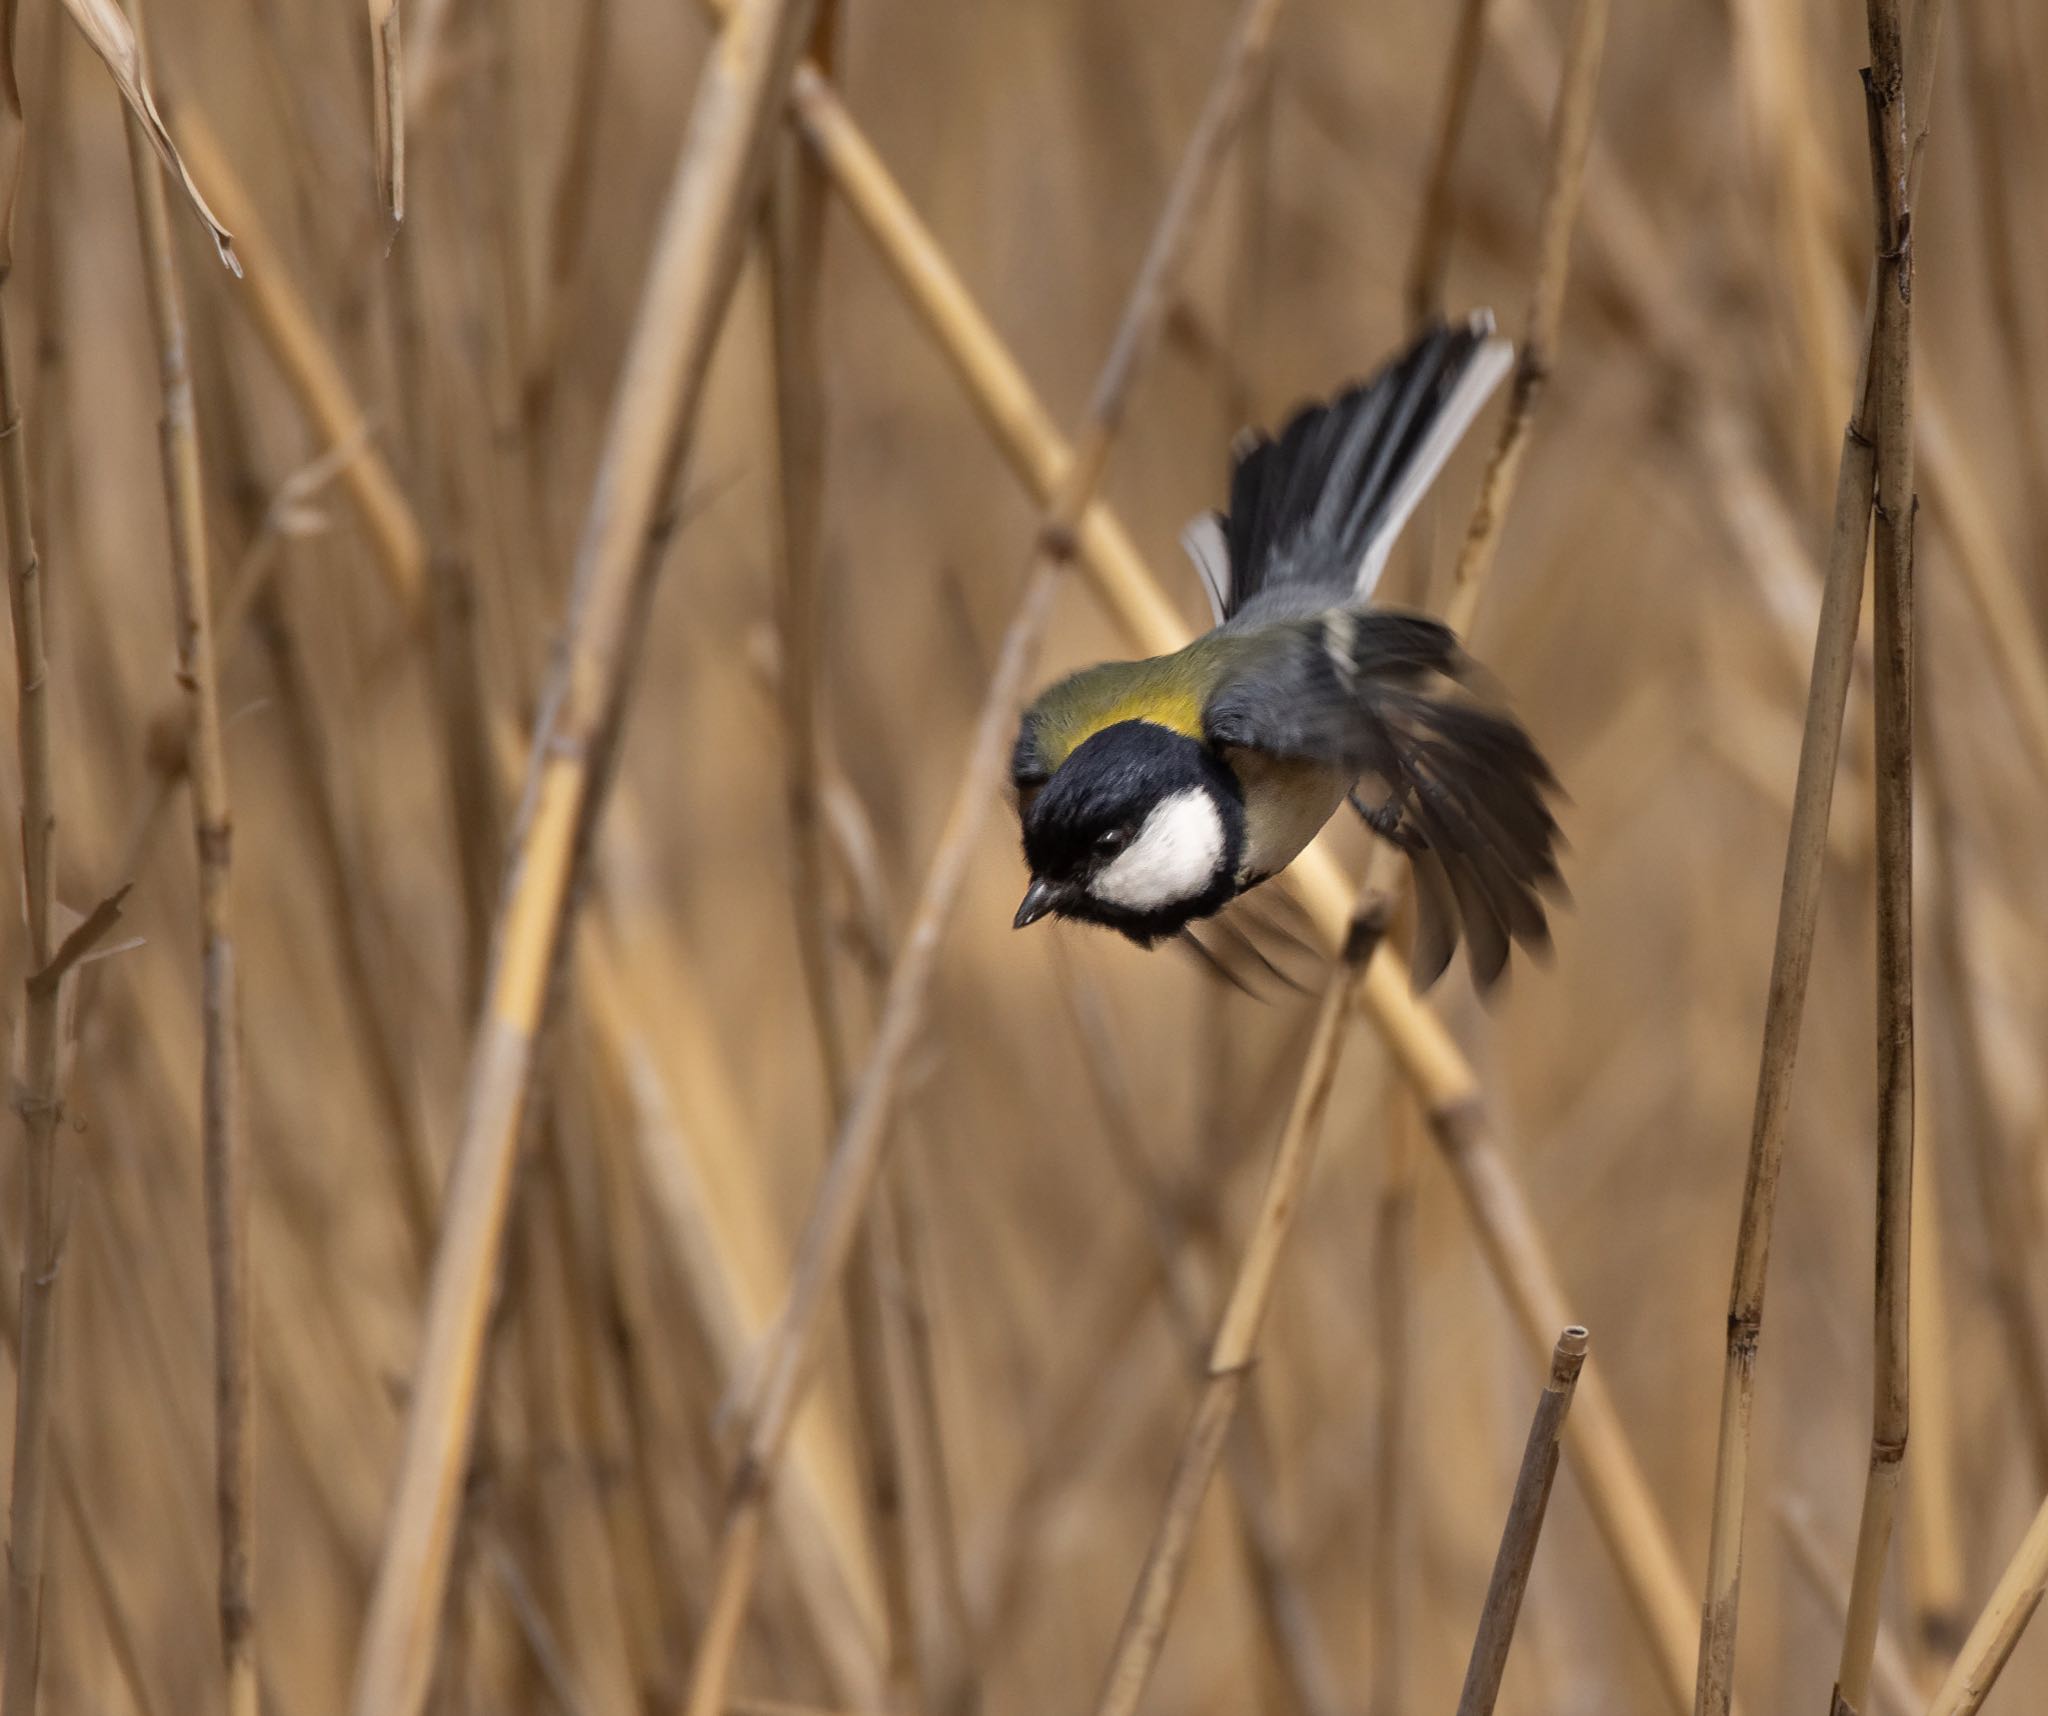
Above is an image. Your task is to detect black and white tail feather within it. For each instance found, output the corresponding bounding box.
[1183,313,1563,990]
[1182,312,1514,623]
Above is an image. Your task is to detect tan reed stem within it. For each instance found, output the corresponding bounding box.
[1920,704,2048,1481]
[1445,0,1609,632]
[169,107,426,614]
[1088,906,1385,1716]
[763,25,924,1690]
[1691,140,1890,1716]
[1833,5,1922,1706]
[367,0,403,222]
[1405,0,1492,326]
[677,6,1286,1710]
[1923,1489,2048,1716]
[1775,1500,1918,1716]
[1367,1098,1419,1716]
[0,62,119,1716]
[716,14,1706,1701]
[347,2,825,1711]
[1056,955,1346,1716]
[1456,1327,1590,1716]
[118,2,255,1707]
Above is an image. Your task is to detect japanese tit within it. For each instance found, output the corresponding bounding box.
[1010,313,1562,990]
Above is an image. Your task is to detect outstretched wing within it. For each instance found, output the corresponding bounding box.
[1202,609,1563,990]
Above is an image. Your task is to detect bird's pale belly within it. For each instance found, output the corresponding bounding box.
[1224,749,1356,885]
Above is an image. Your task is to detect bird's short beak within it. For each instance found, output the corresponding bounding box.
[1013,878,1061,930]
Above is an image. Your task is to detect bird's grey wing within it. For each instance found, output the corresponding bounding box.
[1202,609,1563,990]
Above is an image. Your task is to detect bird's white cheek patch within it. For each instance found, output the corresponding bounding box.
[1091,790,1225,912]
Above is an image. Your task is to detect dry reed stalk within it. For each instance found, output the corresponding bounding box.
[367,0,403,222]
[1404,0,1491,326]
[117,2,255,1705]
[1689,75,1905,1716]
[1088,906,1385,1716]
[676,8,1286,1710]
[1904,1118,1966,1675]
[1923,1489,2048,1716]
[1728,0,1855,500]
[1056,956,1345,1716]
[0,54,127,1712]
[1455,1326,1589,1716]
[348,2,826,1711]
[1367,1097,1419,1716]
[1921,709,2048,1479]
[1955,2,2048,579]
[1775,1500,1917,1716]
[1833,6,1921,1706]
[739,19,1706,1700]
[1444,0,1609,630]
[760,16,925,1701]
[170,109,426,612]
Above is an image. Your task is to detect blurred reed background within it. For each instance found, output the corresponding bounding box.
[0,0,2044,1711]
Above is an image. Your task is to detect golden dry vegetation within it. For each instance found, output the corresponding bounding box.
[0,0,2044,1713]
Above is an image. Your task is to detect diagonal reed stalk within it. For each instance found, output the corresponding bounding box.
[702,9,1707,1701]
[1692,3,1942,1704]
[1833,4,1921,1709]
[1456,1327,1590,1716]
[1405,0,1492,327]
[1088,905,1387,1716]
[1444,0,1608,632]
[346,2,826,1711]
[118,2,256,1710]
[675,5,1289,1710]
[1923,1488,2048,1716]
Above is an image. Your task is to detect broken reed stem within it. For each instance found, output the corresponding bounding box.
[347,3,825,1712]
[1090,908,1385,1716]
[677,7,1286,1711]
[1404,0,1491,326]
[1445,0,1608,632]
[0,236,64,1716]
[1924,1489,2048,1716]
[118,4,256,1708]
[1834,6,1919,1708]
[1456,1327,1590,1716]
[730,12,1705,1702]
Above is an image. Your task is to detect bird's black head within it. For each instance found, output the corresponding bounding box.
[1013,721,1245,945]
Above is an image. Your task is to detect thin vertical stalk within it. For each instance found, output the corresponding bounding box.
[119,2,255,1708]
[1089,907,1386,1716]
[0,55,73,1714]
[677,7,1287,1710]
[1367,1099,1419,1716]
[1455,1328,1589,1716]
[1833,4,1920,1707]
[763,10,926,1700]
[348,2,824,1711]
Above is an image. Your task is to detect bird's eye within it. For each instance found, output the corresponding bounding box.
[1095,828,1131,856]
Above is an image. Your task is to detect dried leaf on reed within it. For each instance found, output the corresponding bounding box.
[59,0,240,273]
